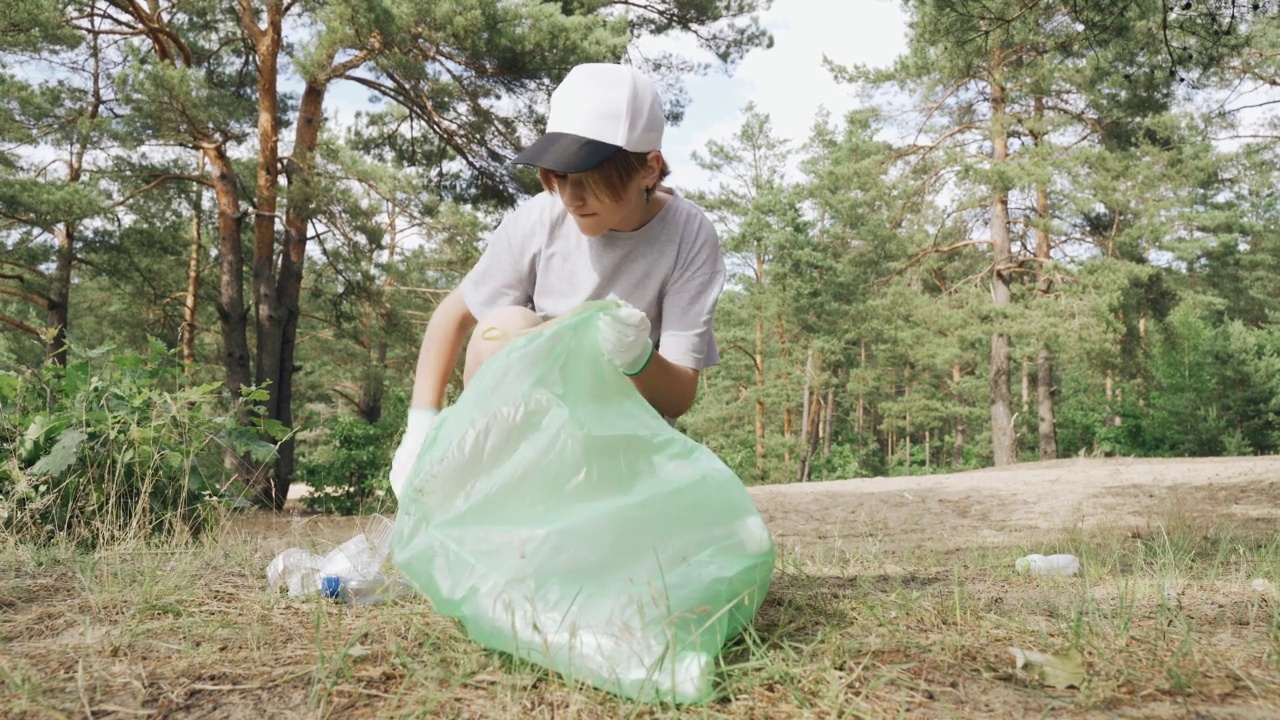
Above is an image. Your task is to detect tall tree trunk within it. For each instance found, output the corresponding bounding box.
[182,153,205,374]
[264,77,329,509]
[797,348,822,483]
[358,340,389,423]
[753,314,766,483]
[1032,94,1058,460]
[924,428,931,470]
[782,408,793,468]
[1136,312,1148,407]
[776,316,792,470]
[802,395,821,481]
[823,388,834,458]
[903,368,911,472]
[988,70,1016,466]
[245,3,288,508]
[1036,349,1056,457]
[206,146,252,404]
[856,340,866,441]
[47,223,73,366]
[796,347,813,482]
[816,394,826,460]
[951,363,965,466]
[355,204,406,424]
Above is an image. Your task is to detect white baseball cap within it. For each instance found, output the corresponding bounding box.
[513,63,664,173]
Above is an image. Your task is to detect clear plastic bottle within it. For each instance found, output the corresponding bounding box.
[266,514,402,602]
[1015,553,1080,576]
[320,574,413,605]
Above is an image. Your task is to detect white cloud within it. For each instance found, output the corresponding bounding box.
[317,1,910,193]
[656,0,909,192]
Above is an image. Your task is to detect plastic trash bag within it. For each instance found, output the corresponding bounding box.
[391,301,775,704]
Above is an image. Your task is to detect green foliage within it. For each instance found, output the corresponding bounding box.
[294,404,406,516]
[0,339,280,546]
[1053,296,1280,458]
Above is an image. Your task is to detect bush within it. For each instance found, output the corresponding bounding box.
[294,405,404,515]
[0,339,278,547]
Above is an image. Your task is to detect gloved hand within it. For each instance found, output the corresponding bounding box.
[598,301,654,376]
[388,407,438,498]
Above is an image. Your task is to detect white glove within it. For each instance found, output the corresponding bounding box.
[388,407,437,499]
[598,301,654,376]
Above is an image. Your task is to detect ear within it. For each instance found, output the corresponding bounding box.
[642,151,664,186]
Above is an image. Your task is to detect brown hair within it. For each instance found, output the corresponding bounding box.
[538,150,671,204]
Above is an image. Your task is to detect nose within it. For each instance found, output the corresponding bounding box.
[560,175,587,207]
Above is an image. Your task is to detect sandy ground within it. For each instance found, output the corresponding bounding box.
[749,455,1280,554]
[276,455,1280,561]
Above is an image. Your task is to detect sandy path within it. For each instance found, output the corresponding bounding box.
[747,455,1280,553]
[271,456,1279,558]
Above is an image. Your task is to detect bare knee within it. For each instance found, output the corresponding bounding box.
[463,306,542,385]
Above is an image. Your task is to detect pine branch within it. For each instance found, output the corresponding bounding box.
[0,312,42,337]
[0,284,51,309]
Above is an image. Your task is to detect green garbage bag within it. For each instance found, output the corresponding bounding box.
[391,300,775,704]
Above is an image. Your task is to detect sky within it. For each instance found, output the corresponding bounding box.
[321,0,911,195]
[652,0,910,192]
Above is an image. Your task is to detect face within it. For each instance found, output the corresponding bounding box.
[548,152,662,236]
[550,172,640,236]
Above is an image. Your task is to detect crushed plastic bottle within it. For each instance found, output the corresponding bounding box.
[319,574,414,605]
[1015,553,1080,576]
[266,514,409,603]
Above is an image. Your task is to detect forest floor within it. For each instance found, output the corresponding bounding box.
[3,455,1280,719]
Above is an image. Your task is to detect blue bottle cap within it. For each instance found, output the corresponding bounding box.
[320,575,344,600]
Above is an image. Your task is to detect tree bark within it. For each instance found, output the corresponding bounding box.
[796,348,822,483]
[904,368,912,472]
[1036,349,1057,458]
[357,339,389,423]
[856,340,866,440]
[244,3,288,508]
[796,347,813,482]
[823,388,834,457]
[988,69,1016,466]
[776,316,792,470]
[952,363,966,466]
[205,146,252,402]
[46,223,73,366]
[924,428,930,470]
[182,153,205,373]
[1032,94,1058,460]
[753,315,766,483]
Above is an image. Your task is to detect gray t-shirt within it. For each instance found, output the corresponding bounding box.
[459,190,725,370]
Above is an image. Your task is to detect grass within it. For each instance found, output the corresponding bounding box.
[1,504,1278,719]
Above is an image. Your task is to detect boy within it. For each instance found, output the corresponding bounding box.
[389,63,725,496]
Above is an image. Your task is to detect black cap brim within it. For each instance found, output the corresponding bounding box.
[512,132,621,173]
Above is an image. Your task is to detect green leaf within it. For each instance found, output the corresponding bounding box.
[0,372,18,401]
[28,429,88,477]
[259,418,290,441]
[16,415,68,464]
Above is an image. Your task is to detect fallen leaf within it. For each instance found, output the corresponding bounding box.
[346,644,372,659]
[1008,647,1085,689]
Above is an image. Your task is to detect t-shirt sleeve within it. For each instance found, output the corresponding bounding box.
[458,206,537,319]
[658,216,725,370]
